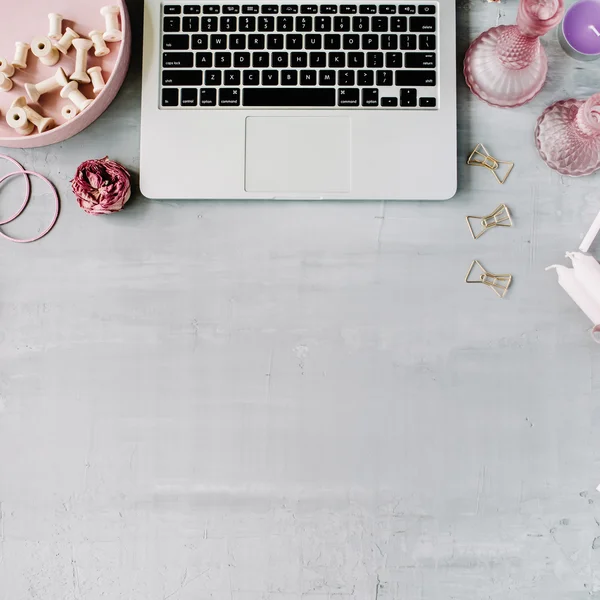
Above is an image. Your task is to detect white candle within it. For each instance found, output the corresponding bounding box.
[546,264,600,327]
[580,209,600,252]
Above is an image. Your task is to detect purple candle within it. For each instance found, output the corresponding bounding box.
[559,0,600,60]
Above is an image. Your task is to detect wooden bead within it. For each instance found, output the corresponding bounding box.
[100,5,123,42]
[89,30,110,57]
[12,42,30,70]
[31,36,60,66]
[25,67,68,103]
[48,13,63,41]
[70,38,93,84]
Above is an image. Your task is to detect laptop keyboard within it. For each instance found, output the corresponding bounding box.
[160,3,438,109]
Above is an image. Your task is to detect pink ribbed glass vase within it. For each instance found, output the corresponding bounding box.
[464,0,564,108]
[535,93,600,176]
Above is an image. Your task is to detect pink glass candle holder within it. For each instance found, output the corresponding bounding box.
[535,93,600,176]
[464,0,565,108]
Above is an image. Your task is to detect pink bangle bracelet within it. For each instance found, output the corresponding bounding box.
[0,154,31,226]
[0,170,60,244]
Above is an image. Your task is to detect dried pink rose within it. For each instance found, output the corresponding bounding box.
[71,157,132,215]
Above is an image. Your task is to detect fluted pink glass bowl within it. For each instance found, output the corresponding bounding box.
[0,0,131,149]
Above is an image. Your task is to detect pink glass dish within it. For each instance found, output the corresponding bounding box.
[464,0,564,108]
[0,0,131,149]
[535,93,600,177]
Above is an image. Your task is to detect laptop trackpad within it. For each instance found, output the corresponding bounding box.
[245,117,352,194]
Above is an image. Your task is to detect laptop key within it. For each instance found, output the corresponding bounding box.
[400,88,417,106]
[200,89,217,106]
[191,34,208,49]
[362,34,378,49]
[262,70,279,85]
[219,88,240,106]
[338,88,359,106]
[305,34,322,49]
[382,96,398,106]
[277,16,294,30]
[281,70,298,85]
[385,52,402,67]
[163,17,180,32]
[301,5,319,13]
[315,16,332,31]
[163,52,194,68]
[357,70,374,86]
[419,34,436,50]
[400,34,417,50]
[243,88,336,106]
[320,5,338,13]
[286,34,303,49]
[163,34,190,50]
[196,52,212,67]
[338,70,354,85]
[340,4,357,12]
[419,97,437,107]
[282,5,299,13]
[418,5,436,14]
[205,70,222,85]
[319,70,336,85]
[262,5,279,13]
[234,52,251,67]
[272,52,289,67]
[249,34,266,48]
[165,5,182,14]
[343,34,360,49]
[396,70,436,86]
[229,34,246,49]
[291,52,308,67]
[244,70,260,85]
[253,52,270,67]
[359,5,377,13]
[300,70,317,85]
[405,52,436,68]
[309,52,326,67]
[367,52,383,68]
[220,16,237,31]
[210,35,227,49]
[391,16,407,31]
[324,34,341,49]
[334,16,351,31]
[362,89,378,106]
[267,34,284,49]
[410,17,436,32]
[376,69,393,86]
[201,16,218,31]
[203,5,220,13]
[162,70,203,86]
[371,17,388,31]
[353,16,369,31]
[398,5,416,14]
[215,52,232,67]
[329,52,345,67]
[239,16,256,31]
[379,5,396,13]
[181,88,198,106]
[381,34,398,49]
[182,16,199,31]
[243,4,260,13]
[223,5,240,13]
[348,52,364,67]
[162,88,179,106]
[224,70,241,85]
[259,16,275,30]
[296,16,313,31]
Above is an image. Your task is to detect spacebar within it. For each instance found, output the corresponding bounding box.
[243,88,336,107]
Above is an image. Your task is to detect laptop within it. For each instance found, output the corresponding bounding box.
[140,1,456,200]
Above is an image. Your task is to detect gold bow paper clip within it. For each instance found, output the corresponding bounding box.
[467,144,514,184]
[466,204,513,240]
[465,260,513,298]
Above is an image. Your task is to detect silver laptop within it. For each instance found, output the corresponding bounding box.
[140,0,456,200]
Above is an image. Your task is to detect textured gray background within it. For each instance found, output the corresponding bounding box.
[1,0,600,599]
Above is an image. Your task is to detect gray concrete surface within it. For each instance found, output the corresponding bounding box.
[1,1,600,599]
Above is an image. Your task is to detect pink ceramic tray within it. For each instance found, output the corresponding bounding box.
[0,0,130,148]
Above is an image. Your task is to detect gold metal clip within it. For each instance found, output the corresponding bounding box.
[465,260,512,298]
[466,204,513,240]
[467,144,514,184]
